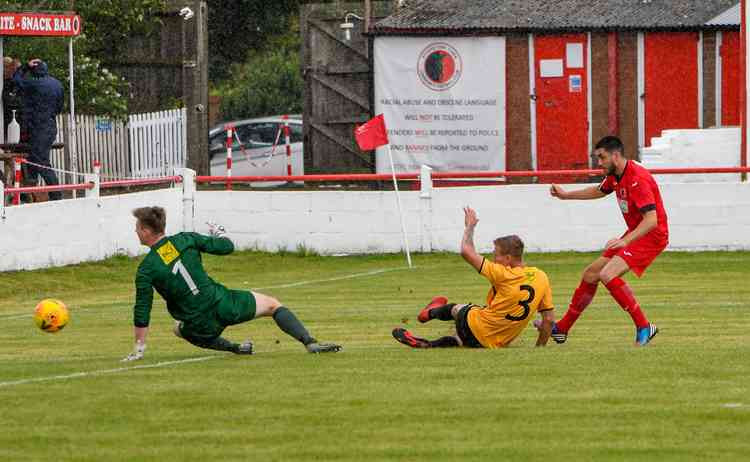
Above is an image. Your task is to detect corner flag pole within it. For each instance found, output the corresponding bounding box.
[385,143,413,268]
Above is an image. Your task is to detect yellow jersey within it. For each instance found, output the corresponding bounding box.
[467,259,554,348]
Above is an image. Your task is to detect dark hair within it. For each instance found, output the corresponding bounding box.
[133,206,166,234]
[493,235,524,258]
[595,136,624,156]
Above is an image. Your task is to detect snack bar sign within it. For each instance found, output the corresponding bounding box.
[0,13,81,36]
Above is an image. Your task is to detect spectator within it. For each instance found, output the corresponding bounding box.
[13,58,64,200]
[3,57,25,142]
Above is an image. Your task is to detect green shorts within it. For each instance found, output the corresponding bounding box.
[179,289,256,343]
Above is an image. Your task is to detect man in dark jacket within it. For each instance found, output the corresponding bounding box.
[13,58,64,200]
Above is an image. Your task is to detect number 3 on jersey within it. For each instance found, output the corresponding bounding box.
[505,284,535,321]
[172,259,199,295]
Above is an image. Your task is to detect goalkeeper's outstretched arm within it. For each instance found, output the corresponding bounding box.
[123,326,148,361]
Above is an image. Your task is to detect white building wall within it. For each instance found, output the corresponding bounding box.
[1,181,748,272]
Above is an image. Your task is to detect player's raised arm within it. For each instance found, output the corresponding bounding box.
[460,207,484,271]
[550,184,607,200]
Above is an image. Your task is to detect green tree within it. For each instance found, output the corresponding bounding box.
[217,16,303,120]
[207,0,301,83]
[0,0,166,118]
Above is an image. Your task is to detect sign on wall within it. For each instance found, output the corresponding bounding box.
[374,37,506,173]
[0,13,81,36]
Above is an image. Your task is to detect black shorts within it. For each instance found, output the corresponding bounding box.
[455,305,483,348]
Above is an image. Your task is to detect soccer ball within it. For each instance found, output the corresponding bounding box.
[33,299,70,333]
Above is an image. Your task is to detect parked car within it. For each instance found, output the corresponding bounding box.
[208,116,303,185]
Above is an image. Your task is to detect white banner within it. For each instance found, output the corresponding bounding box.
[374,36,506,173]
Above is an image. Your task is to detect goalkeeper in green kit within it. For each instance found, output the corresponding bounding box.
[122,206,341,361]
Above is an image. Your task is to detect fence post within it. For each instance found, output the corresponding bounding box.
[419,164,433,198]
[84,161,100,199]
[419,165,433,252]
[178,168,196,232]
[0,178,4,217]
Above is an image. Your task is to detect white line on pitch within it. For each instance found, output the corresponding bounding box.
[253,266,414,290]
[0,266,413,321]
[0,355,218,388]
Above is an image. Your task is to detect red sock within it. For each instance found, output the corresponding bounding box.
[605,277,649,328]
[556,280,598,333]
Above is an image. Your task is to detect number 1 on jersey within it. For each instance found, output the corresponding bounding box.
[172,259,199,295]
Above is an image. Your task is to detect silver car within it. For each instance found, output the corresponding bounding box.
[208,116,303,184]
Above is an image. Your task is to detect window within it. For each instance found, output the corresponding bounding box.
[209,133,226,151]
[290,123,303,143]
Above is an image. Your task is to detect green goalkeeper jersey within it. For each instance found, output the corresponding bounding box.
[133,232,236,327]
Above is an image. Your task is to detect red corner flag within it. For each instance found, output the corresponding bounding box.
[354,114,389,150]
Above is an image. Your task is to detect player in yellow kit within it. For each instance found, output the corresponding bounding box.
[392,207,556,349]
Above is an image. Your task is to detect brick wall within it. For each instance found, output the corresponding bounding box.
[505,34,532,181]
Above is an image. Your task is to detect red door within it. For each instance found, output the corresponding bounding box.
[535,34,589,180]
[644,32,699,146]
[720,31,740,126]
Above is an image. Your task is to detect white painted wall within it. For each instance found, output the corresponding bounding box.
[193,190,424,254]
[2,180,749,272]
[194,182,750,254]
[641,128,741,183]
[0,189,181,272]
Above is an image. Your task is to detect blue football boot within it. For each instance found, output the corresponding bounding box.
[533,320,567,344]
[635,324,659,346]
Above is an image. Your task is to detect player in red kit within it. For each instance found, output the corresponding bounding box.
[540,136,667,346]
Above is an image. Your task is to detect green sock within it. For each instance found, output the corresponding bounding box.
[273,306,315,345]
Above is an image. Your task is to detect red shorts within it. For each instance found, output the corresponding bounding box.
[602,236,667,277]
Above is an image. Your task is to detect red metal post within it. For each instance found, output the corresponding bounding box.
[13,157,22,205]
[742,0,748,180]
[282,115,292,177]
[195,167,750,185]
[225,124,233,191]
[608,31,619,135]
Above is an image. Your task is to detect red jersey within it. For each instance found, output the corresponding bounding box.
[599,160,668,244]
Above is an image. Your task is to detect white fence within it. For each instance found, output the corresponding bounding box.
[128,110,187,178]
[52,108,186,182]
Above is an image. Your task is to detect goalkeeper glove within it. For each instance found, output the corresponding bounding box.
[121,340,146,362]
[206,220,227,238]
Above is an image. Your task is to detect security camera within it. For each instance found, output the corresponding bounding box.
[179,7,194,20]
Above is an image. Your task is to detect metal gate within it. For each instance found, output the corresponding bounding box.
[301,2,393,173]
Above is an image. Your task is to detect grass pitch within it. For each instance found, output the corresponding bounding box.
[0,251,748,461]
